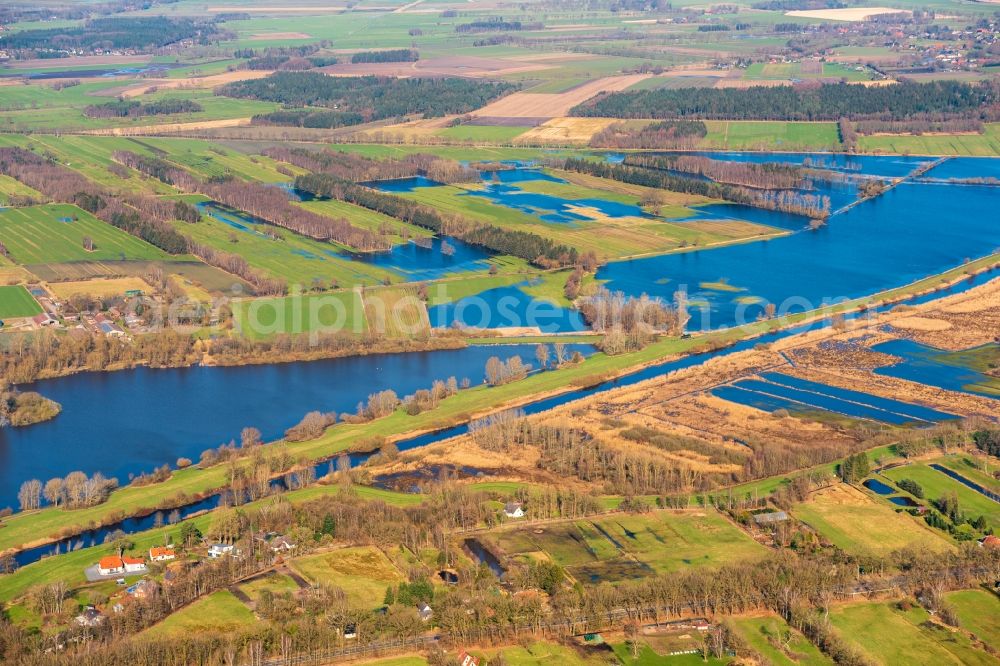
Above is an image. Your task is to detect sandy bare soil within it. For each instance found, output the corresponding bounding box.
[83,117,252,136]
[118,70,273,98]
[208,5,348,12]
[249,32,313,40]
[715,79,793,89]
[786,7,911,21]
[320,56,553,79]
[516,117,618,144]
[472,74,651,119]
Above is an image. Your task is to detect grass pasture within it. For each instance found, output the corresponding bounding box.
[0,204,169,265]
[144,590,259,638]
[881,463,999,531]
[290,546,403,609]
[729,615,832,665]
[858,123,1000,156]
[944,588,1000,647]
[238,571,301,604]
[364,286,430,338]
[232,290,367,339]
[0,285,42,318]
[177,202,395,288]
[494,509,766,584]
[792,483,953,555]
[830,601,996,666]
[701,121,842,151]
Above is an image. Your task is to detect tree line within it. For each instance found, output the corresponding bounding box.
[564,156,830,218]
[0,148,190,254]
[83,99,202,119]
[0,16,226,57]
[218,72,517,126]
[571,80,1000,122]
[293,171,580,268]
[590,119,708,149]
[351,49,418,63]
[113,150,391,253]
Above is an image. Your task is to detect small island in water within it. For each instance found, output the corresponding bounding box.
[0,389,61,427]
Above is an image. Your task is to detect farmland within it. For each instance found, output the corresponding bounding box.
[791,484,954,555]
[0,203,170,265]
[829,601,998,666]
[880,462,1000,531]
[491,509,767,583]
[174,201,396,288]
[0,285,42,318]
[232,290,367,339]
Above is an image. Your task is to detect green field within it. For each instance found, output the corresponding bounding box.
[729,615,832,666]
[830,601,997,666]
[238,571,301,603]
[438,124,530,143]
[858,123,1000,156]
[792,484,954,555]
[495,509,767,583]
[700,121,842,151]
[290,546,403,608]
[144,590,259,638]
[232,290,368,339]
[0,203,169,265]
[177,201,395,288]
[0,285,43,318]
[944,588,1000,646]
[881,463,1000,531]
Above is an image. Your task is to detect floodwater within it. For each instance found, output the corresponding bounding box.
[872,340,1000,400]
[712,372,957,425]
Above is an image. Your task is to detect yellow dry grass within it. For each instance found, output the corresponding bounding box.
[472,75,652,118]
[0,266,34,285]
[119,70,274,98]
[890,316,952,332]
[47,277,151,299]
[786,7,910,20]
[715,79,792,89]
[83,117,252,136]
[516,117,617,144]
[249,32,312,39]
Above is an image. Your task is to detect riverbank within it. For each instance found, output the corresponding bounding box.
[1,256,996,557]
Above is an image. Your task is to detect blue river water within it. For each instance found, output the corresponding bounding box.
[597,180,1000,330]
[872,339,999,400]
[0,344,594,512]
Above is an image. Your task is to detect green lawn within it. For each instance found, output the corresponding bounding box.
[144,590,259,638]
[475,641,610,665]
[290,546,403,609]
[881,463,999,531]
[944,588,1000,646]
[830,601,996,666]
[729,615,832,665]
[0,285,42,318]
[0,203,169,265]
[238,571,301,603]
